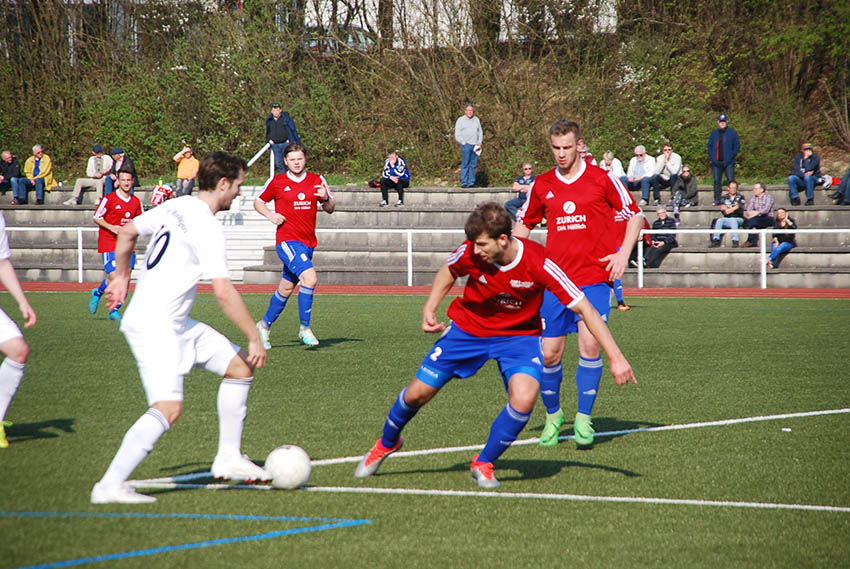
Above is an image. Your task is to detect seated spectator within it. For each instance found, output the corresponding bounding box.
[0,150,21,195]
[504,163,534,221]
[598,151,625,178]
[12,144,57,205]
[644,205,678,268]
[670,163,698,214]
[620,145,656,206]
[787,142,820,206]
[768,208,796,269]
[104,148,138,195]
[173,145,200,196]
[64,145,113,205]
[742,181,775,247]
[709,180,745,248]
[651,142,682,205]
[578,141,597,166]
[379,150,410,207]
[830,167,850,205]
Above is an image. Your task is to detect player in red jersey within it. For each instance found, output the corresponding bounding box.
[89,169,143,321]
[354,203,635,488]
[514,120,644,448]
[254,142,335,348]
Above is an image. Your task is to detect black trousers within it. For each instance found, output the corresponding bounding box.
[380,178,408,202]
[644,241,676,268]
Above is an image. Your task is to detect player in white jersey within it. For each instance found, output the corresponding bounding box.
[91,152,268,504]
[0,212,37,448]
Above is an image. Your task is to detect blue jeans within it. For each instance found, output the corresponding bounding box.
[787,175,815,201]
[712,163,735,203]
[712,217,742,242]
[620,176,652,201]
[271,142,288,175]
[104,176,116,195]
[460,144,478,187]
[504,196,526,220]
[12,177,45,203]
[770,241,794,267]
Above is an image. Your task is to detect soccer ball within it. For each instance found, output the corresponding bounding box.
[264,445,312,489]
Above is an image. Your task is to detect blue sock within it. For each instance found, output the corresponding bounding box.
[96,279,107,295]
[478,403,530,464]
[539,364,562,414]
[576,356,603,415]
[263,291,288,327]
[381,387,420,448]
[613,279,624,303]
[298,286,314,327]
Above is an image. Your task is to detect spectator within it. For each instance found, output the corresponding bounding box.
[669,163,698,214]
[598,151,625,178]
[787,142,820,206]
[742,181,775,248]
[173,145,200,197]
[644,205,678,268]
[13,144,57,205]
[651,142,682,205]
[706,113,740,205]
[621,145,656,206]
[104,148,138,195]
[379,150,410,207]
[578,141,597,166]
[504,163,535,221]
[454,104,483,188]
[265,102,300,175]
[768,208,796,269]
[831,168,850,205]
[709,180,746,248]
[64,145,113,205]
[0,151,21,195]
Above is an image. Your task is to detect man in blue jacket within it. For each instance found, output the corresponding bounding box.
[265,103,300,174]
[706,114,740,205]
[787,142,820,206]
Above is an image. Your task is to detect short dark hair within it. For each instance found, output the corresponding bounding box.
[549,120,582,140]
[284,142,307,158]
[197,151,247,192]
[464,202,512,241]
[728,180,738,188]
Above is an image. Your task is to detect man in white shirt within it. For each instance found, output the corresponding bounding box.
[65,145,113,205]
[621,145,656,206]
[650,142,683,207]
[454,104,483,188]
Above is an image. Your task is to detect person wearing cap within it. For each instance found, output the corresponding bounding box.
[706,113,740,205]
[172,145,200,196]
[65,145,114,205]
[787,142,821,206]
[104,148,138,195]
[265,103,300,175]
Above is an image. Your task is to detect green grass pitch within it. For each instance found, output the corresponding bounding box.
[1,292,849,568]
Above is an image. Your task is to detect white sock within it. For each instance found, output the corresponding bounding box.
[99,408,170,487]
[0,358,26,421]
[217,377,252,458]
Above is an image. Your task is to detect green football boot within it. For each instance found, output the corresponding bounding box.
[574,412,595,448]
[539,409,565,447]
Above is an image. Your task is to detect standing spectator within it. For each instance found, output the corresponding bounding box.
[578,141,597,166]
[0,151,22,196]
[104,148,138,195]
[454,104,483,188]
[265,102,300,175]
[173,145,200,197]
[706,113,740,205]
[504,163,535,221]
[670,163,698,213]
[709,180,746,248]
[379,150,410,207]
[644,206,678,268]
[13,145,57,205]
[621,145,656,206]
[64,145,113,205]
[768,208,796,269]
[742,181,775,248]
[787,142,820,206]
[650,142,682,204]
[598,151,625,178]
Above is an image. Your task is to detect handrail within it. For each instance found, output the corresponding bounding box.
[246,142,275,184]
[6,226,98,283]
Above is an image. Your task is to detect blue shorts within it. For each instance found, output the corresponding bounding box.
[102,251,137,274]
[415,323,544,390]
[276,241,315,284]
[541,282,612,337]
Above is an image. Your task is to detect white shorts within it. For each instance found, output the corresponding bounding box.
[0,308,23,345]
[122,318,240,405]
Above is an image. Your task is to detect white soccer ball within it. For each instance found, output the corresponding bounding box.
[264,445,312,489]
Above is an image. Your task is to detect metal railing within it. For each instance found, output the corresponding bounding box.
[7,226,99,283]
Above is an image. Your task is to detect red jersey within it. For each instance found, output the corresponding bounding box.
[94,192,143,252]
[445,237,585,337]
[258,170,332,248]
[516,161,642,286]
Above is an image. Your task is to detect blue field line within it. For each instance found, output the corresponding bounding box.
[1,511,372,569]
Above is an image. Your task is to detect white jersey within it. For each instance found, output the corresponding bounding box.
[122,196,230,333]
[0,212,11,260]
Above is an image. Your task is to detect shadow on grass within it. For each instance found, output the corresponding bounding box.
[385,458,640,482]
[527,416,664,448]
[7,418,75,442]
[274,337,363,350]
